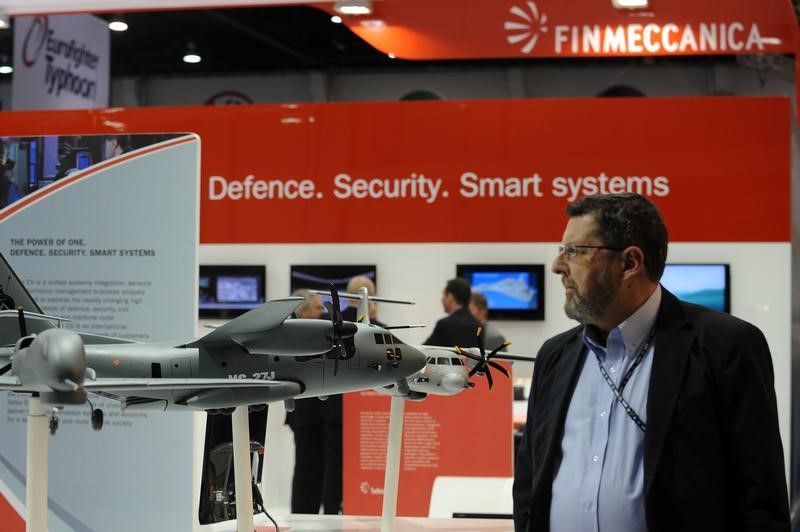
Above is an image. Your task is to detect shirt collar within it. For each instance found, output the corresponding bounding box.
[584,285,661,355]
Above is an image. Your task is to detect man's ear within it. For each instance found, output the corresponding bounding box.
[621,246,646,279]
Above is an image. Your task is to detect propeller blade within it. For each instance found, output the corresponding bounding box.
[488,342,509,359]
[486,368,494,389]
[0,363,11,376]
[17,306,27,337]
[487,360,509,377]
[329,283,343,329]
[468,365,483,377]
[476,327,487,359]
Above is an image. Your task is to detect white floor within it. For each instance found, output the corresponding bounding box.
[209,514,514,531]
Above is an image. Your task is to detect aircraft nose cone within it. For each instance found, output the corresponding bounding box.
[402,344,427,376]
[441,373,466,392]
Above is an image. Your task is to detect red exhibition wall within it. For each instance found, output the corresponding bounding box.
[0,97,790,244]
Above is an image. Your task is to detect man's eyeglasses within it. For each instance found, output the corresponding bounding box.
[558,244,626,259]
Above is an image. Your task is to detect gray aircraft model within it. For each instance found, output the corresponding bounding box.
[0,254,427,432]
[309,289,536,400]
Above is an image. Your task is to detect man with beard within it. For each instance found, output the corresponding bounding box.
[512,193,788,532]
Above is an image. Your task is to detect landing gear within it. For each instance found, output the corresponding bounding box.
[49,408,60,435]
[86,399,104,432]
[91,409,103,431]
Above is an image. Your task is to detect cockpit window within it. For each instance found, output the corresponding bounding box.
[426,357,434,364]
[391,335,404,345]
[437,357,451,365]
[383,333,393,345]
[374,333,384,345]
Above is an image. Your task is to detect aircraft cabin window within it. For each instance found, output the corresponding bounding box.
[374,333,384,344]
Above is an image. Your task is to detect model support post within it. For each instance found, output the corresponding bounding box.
[26,397,48,532]
[231,406,255,532]
[381,395,406,532]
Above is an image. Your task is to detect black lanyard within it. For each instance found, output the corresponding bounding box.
[590,327,656,433]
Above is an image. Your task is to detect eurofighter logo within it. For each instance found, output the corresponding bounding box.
[504,2,548,54]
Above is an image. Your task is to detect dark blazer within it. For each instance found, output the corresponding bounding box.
[423,306,481,348]
[513,288,789,532]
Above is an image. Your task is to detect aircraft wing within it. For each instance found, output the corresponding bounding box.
[188,297,304,346]
[417,344,537,362]
[0,377,286,393]
[0,376,22,390]
[83,377,286,392]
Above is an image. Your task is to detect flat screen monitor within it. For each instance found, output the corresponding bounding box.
[660,263,730,313]
[199,265,266,318]
[290,265,377,311]
[456,264,545,320]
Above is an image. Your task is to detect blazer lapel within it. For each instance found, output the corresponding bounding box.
[643,289,693,496]
[542,332,588,477]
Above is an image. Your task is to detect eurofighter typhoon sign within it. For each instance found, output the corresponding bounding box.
[12,14,109,110]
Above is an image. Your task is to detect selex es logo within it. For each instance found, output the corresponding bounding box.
[504,1,548,54]
[359,481,370,495]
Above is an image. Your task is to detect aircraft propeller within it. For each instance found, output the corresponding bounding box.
[457,326,537,389]
[324,284,357,376]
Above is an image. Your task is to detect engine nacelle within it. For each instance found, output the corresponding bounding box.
[12,329,87,405]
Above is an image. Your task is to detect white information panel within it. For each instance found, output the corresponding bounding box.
[0,133,199,532]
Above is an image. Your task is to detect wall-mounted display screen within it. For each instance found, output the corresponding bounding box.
[199,265,266,318]
[456,264,545,320]
[290,265,377,311]
[661,263,730,313]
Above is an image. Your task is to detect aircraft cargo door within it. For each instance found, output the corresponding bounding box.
[171,357,192,399]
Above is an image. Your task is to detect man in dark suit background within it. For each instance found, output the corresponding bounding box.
[424,277,481,348]
[284,290,339,514]
[513,193,789,532]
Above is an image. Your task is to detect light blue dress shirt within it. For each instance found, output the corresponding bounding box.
[550,286,662,532]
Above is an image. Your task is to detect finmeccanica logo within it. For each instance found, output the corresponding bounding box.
[505,2,548,54]
[504,1,778,55]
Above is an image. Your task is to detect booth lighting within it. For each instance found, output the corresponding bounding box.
[360,19,386,28]
[108,15,128,32]
[334,1,373,16]
[331,15,343,24]
[388,53,396,59]
[0,55,11,75]
[0,13,9,29]
[182,43,202,64]
[611,0,649,8]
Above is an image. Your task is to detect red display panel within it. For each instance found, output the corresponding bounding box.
[0,97,789,244]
